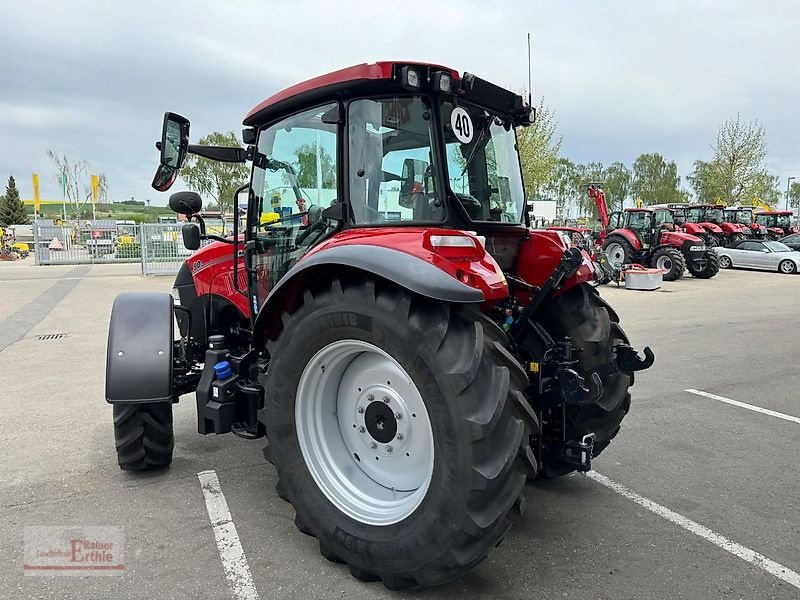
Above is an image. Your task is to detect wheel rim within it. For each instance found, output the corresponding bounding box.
[780,261,794,273]
[720,256,731,268]
[295,339,434,526]
[605,242,625,268]
[656,255,673,271]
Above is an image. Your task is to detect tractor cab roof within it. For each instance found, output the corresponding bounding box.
[624,208,654,213]
[243,61,531,127]
[688,204,726,209]
[755,210,793,216]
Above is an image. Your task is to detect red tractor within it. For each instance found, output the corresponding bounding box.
[754,210,798,239]
[724,206,767,238]
[601,205,719,280]
[105,62,653,588]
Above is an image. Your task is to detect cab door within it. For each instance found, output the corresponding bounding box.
[247,103,340,316]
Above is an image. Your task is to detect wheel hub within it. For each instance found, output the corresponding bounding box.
[295,339,434,525]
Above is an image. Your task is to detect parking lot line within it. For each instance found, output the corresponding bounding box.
[685,388,800,425]
[586,471,800,591]
[198,470,261,600]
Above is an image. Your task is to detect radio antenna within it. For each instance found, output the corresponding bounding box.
[527,32,532,106]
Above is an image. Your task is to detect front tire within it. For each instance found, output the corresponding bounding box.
[779,260,797,274]
[650,247,685,281]
[260,278,537,589]
[113,403,173,470]
[687,250,720,279]
[532,284,633,477]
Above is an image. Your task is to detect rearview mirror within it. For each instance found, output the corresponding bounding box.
[151,112,190,192]
[181,223,201,250]
[169,191,202,215]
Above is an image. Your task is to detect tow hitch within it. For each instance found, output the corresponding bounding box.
[564,433,596,471]
[613,344,655,372]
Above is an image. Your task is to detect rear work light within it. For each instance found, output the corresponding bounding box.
[399,66,421,89]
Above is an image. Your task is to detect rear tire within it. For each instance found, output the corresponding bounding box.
[650,247,685,281]
[779,260,797,274]
[532,284,633,478]
[687,250,720,279]
[719,255,732,269]
[260,277,537,589]
[113,403,174,470]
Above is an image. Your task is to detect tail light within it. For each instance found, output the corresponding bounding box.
[424,233,484,261]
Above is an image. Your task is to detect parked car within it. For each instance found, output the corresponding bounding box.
[779,232,800,252]
[714,239,800,274]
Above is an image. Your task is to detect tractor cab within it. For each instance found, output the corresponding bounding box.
[755,210,795,237]
[607,208,657,248]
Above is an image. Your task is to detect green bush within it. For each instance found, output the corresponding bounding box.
[115,242,141,258]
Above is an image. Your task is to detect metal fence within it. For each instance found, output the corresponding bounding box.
[140,223,198,276]
[31,220,202,276]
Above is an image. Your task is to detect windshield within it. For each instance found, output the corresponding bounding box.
[735,210,752,225]
[777,215,791,228]
[655,209,674,225]
[687,207,703,222]
[440,100,525,223]
[765,241,792,252]
[707,207,724,223]
[755,214,772,226]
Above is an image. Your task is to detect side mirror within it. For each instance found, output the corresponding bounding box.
[181,223,201,251]
[169,191,202,215]
[151,113,190,192]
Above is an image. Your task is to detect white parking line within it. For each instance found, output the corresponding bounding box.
[198,470,260,600]
[586,471,800,591]
[685,388,800,425]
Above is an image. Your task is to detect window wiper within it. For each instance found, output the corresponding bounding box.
[460,116,493,176]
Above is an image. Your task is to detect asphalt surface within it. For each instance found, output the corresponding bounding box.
[1,259,798,599]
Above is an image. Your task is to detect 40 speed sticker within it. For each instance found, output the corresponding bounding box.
[450,107,473,144]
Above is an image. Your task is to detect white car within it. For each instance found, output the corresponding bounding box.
[714,240,800,274]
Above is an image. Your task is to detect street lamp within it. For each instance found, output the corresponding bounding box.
[786,176,795,211]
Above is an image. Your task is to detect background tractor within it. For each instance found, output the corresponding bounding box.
[724,206,767,238]
[602,206,719,280]
[668,203,722,245]
[105,62,653,589]
[754,210,797,239]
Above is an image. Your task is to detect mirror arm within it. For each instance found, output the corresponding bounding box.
[186,145,247,163]
[231,183,249,297]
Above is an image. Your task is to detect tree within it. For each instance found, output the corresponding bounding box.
[180,131,250,213]
[789,181,800,209]
[0,175,29,226]
[601,162,632,213]
[294,143,335,189]
[517,97,562,198]
[47,151,92,218]
[690,115,776,205]
[631,153,686,205]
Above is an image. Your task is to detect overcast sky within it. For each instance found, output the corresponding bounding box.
[2,0,798,205]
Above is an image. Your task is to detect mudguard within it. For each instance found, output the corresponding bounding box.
[253,243,486,344]
[105,292,174,404]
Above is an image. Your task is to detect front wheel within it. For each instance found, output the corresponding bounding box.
[687,251,720,279]
[260,278,536,589]
[650,247,685,281]
[112,403,173,470]
[779,260,797,274]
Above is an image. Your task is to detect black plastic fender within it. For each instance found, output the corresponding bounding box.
[253,244,485,342]
[106,292,174,404]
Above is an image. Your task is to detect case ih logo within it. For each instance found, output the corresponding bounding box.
[24,526,124,576]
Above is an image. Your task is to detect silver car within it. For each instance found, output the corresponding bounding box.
[714,240,800,274]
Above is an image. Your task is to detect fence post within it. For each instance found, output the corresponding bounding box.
[139,224,147,276]
[33,224,40,265]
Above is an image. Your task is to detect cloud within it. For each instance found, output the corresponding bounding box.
[1,0,798,204]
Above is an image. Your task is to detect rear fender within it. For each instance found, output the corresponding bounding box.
[106,292,173,404]
[607,229,642,251]
[253,229,506,347]
[515,230,597,293]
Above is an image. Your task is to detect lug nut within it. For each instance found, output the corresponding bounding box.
[382,396,390,404]
[369,442,377,449]
[395,433,404,440]
[394,413,402,419]
[367,395,374,402]
[357,406,365,414]
[358,426,366,433]
[385,445,393,453]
